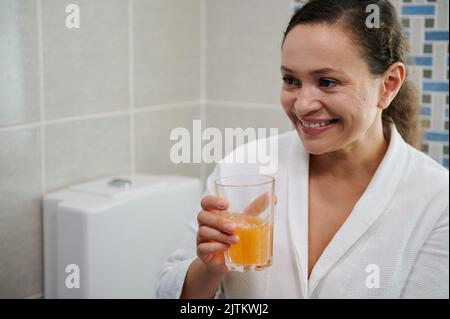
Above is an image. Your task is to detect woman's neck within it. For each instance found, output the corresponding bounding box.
[309,126,390,180]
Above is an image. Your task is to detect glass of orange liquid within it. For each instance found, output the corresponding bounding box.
[215,175,275,272]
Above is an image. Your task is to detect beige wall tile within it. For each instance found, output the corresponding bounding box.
[0,0,40,127]
[45,116,130,192]
[206,0,291,104]
[134,106,202,178]
[42,0,129,119]
[134,0,201,107]
[0,128,42,298]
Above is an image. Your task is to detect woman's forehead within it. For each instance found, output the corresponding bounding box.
[281,24,366,74]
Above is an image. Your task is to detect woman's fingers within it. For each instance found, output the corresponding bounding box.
[197,210,236,235]
[201,195,229,211]
[197,242,230,256]
[243,192,278,216]
[197,225,239,245]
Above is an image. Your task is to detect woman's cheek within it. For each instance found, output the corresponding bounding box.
[280,90,295,113]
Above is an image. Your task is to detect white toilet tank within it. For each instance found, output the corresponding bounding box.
[43,174,203,299]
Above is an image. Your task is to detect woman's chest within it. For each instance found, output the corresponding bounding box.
[308,183,361,236]
[307,176,368,276]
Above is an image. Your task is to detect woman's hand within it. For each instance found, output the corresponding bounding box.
[196,192,277,275]
[196,195,239,275]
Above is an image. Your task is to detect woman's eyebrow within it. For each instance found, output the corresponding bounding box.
[280,65,345,76]
[280,66,295,73]
[310,67,341,75]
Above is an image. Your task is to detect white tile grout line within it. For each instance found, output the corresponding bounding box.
[36,0,46,194]
[0,101,200,133]
[0,110,129,133]
[199,0,207,184]
[128,0,136,174]
[133,100,201,113]
[207,100,281,110]
[0,100,281,134]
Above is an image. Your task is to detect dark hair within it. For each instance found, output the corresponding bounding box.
[282,0,422,147]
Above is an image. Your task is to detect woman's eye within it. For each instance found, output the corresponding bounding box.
[318,78,337,88]
[282,76,299,86]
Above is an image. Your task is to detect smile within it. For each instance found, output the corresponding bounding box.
[298,118,339,135]
[300,119,338,128]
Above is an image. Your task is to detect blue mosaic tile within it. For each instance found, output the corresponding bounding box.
[402,4,435,16]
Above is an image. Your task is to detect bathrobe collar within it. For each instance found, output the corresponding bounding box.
[286,124,408,298]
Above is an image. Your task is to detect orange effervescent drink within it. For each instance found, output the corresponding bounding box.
[225,214,274,271]
[215,175,275,272]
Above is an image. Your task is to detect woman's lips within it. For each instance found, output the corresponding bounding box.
[298,119,339,136]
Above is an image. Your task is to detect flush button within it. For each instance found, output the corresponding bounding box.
[108,178,132,189]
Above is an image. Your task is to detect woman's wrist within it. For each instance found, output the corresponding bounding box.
[180,258,226,299]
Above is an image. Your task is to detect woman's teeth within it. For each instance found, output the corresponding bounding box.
[301,119,335,129]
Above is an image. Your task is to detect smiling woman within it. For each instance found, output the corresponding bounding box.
[279,0,417,285]
[157,0,448,299]
[280,1,420,152]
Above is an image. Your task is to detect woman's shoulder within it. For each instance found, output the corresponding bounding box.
[405,143,449,183]
[389,140,449,231]
[401,143,449,209]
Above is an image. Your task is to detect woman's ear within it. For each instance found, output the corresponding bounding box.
[378,62,406,110]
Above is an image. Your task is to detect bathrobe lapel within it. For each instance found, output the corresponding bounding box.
[286,132,310,298]
[287,125,408,297]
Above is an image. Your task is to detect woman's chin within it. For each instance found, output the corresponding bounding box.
[304,146,329,155]
[294,129,332,154]
[300,138,335,155]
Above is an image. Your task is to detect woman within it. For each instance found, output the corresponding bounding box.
[157,0,449,298]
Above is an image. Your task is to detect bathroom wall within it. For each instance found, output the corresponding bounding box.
[0,0,448,299]
[204,0,450,174]
[0,0,200,298]
[391,0,449,168]
[206,0,449,171]
[204,0,294,177]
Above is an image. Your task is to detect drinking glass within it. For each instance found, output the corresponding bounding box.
[214,175,275,272]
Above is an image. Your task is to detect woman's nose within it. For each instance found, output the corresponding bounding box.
[293,86,322,115]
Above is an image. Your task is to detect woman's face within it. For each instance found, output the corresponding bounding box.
[280,24,385,155]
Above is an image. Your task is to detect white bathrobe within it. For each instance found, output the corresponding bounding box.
[156,125,449,299]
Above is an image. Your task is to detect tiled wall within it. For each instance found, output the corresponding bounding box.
[0,0,447,299]
[206,0,450,170]
[392,0,449,168]
[205,0,294,176]
[0,0,201,298]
